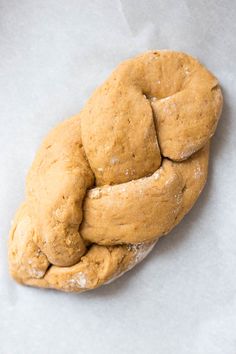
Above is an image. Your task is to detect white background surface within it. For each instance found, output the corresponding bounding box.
[0,1,235,353]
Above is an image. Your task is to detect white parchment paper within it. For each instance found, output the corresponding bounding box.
[0,1,236,353]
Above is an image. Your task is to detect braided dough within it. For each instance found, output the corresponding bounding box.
[8,51,223,292]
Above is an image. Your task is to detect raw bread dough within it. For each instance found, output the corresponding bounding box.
[8,50,223,292]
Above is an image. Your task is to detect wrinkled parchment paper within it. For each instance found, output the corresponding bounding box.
[0,1,235,353]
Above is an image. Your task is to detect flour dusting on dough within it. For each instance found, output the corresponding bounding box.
[128,242,156,266]
[105,241,157,285]
[180,144,197,159]
[194,163,204,179]
[89,188,102,199]
[165,174,176,186]
[110,156,119,165]
[174,190,183,205]
[154,170,161,180]
[67,272,87,289]
[29,268,45,279]
[119,186,126,193]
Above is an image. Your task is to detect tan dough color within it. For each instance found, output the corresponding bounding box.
[8,50,223,292]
